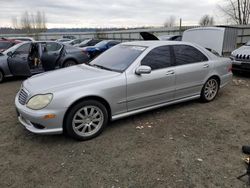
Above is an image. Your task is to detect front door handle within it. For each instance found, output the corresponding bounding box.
[166,70,175,76]
[203,64,209,68]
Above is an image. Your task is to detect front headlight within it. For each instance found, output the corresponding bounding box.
[26,94,53,110]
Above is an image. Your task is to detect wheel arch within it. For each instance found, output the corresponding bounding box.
[63,95,112,133]
[61,57,78,67]
[206,75,221,86]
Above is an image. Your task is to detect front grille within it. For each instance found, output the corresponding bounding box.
[18,89,29,105]
[236,54,250,61]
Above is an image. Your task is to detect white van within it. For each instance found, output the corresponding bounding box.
[182,27,238,56]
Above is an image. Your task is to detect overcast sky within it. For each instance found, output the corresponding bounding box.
[0,0,224,28]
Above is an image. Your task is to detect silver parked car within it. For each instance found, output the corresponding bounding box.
[15,41,232,140]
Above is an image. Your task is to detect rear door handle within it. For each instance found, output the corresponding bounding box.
[166,70,175,76]
[203,64,209,68]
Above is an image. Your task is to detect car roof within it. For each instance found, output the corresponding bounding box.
[122,41,193,48]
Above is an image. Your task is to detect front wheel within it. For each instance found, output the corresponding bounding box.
[63,60,77,68]
[65,100,108,141]
[201,78,219,102]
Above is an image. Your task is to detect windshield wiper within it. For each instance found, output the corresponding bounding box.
[92,64,115,72]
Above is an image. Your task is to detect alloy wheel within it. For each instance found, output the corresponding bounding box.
[204,79,218,101]
[72,105,104,137]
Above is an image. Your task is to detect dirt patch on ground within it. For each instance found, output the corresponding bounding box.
[0,75,250,188]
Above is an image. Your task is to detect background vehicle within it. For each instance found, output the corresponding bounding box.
[81,40,120,59]
[62,35,76,40]
[64,39,87,46]
[231,41,250,73]
[158,35,182,41]
[182,27,238,56]
[0,38,21,52]
[74,39,101,48]
[0,41,89,83]
[15,41,232,141]
[8,37,35,42]
[140,32,182,41]
[56,38,72,43]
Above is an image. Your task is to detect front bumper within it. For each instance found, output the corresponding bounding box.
[232,60,250,73]
[15,94,67,135]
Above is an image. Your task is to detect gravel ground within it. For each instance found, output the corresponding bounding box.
[0,74,250,188]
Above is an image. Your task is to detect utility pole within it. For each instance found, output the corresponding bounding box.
[179,18,182,35]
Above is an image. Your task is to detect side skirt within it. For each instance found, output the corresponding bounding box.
[111,95,200,121]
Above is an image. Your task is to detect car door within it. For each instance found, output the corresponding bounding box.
[40,42,63,71]
[126,45,176,111]
[172,45,211,99]
[7,43,31,76]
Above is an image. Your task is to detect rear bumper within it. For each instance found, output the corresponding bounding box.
[220,72,233,88]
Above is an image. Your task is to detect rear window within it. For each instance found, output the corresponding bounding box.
[173,45,208,65]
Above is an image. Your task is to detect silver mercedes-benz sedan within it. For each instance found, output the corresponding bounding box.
[15,41,232,140]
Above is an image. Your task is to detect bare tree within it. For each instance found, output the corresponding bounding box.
[199,15,215,26]
[11,17,19,29]
[11,11,47,34]
[20,11,32,33]
[219,0,250,25]
[164,15,176,28]
[41,11,47,32]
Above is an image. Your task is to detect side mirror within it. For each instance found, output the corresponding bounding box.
[7,51,13,57]
[135,65,152,75]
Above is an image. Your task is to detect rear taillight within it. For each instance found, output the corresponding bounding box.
[82,50,90,57]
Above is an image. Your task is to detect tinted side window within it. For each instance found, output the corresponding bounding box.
[45,43,62,52]
[15,43,31,54]
[173,45,208,66]
[141,46,172,70]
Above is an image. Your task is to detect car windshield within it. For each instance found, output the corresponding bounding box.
[90,45,146,72]
[95,41,108,48]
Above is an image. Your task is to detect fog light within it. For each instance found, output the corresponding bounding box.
[44,114,56,119]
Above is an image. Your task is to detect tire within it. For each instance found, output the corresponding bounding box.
[200,78,219,102]
[0,70,4,83]
[63,60,77,68]
[65,100,108,141]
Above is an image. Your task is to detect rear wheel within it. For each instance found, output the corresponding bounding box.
[65,100,108,141]
[0,70,4,83]
[201,78,219,102]
[63,60,77,68]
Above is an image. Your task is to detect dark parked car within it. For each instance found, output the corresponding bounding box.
[74,39,101,48]
[0,41,89,83]
[140,32,182,41]
[0,38,21,52]
[81,40,120,59]
[56,38,72,43]
[64,39,87,46]
[8,37,35,42]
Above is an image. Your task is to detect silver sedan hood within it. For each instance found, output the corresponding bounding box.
[24,64,120,93]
